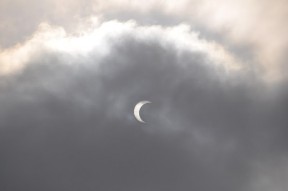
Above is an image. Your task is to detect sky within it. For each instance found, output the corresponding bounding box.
[0,0,288,191]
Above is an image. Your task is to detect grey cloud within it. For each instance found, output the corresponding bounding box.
[0,32,287,191]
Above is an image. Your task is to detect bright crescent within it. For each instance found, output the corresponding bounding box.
[134,101,151,123]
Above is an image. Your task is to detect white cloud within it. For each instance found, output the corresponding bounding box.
[1,0,287,82]
[91,0,288,82]
[0,19,244,78]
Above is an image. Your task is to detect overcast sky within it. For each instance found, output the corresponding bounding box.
[0,1,288,191]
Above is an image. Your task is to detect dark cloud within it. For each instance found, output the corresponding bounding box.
[0,0,288,190]
[0,33,287,191]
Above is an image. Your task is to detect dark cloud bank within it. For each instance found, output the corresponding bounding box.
[0,35,287,191]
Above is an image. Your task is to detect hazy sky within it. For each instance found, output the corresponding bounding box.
[0,1,288,191]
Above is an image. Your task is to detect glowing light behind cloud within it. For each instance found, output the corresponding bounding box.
[0,19,243,77]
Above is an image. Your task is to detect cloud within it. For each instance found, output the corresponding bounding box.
[0,19,287,191]
[97,0,288,82]
[248,156,288,191]
[2,0,287,82]
[1,1,288,191]
[0,20,244,76]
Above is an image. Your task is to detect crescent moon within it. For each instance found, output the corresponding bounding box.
[134,101,151,123]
